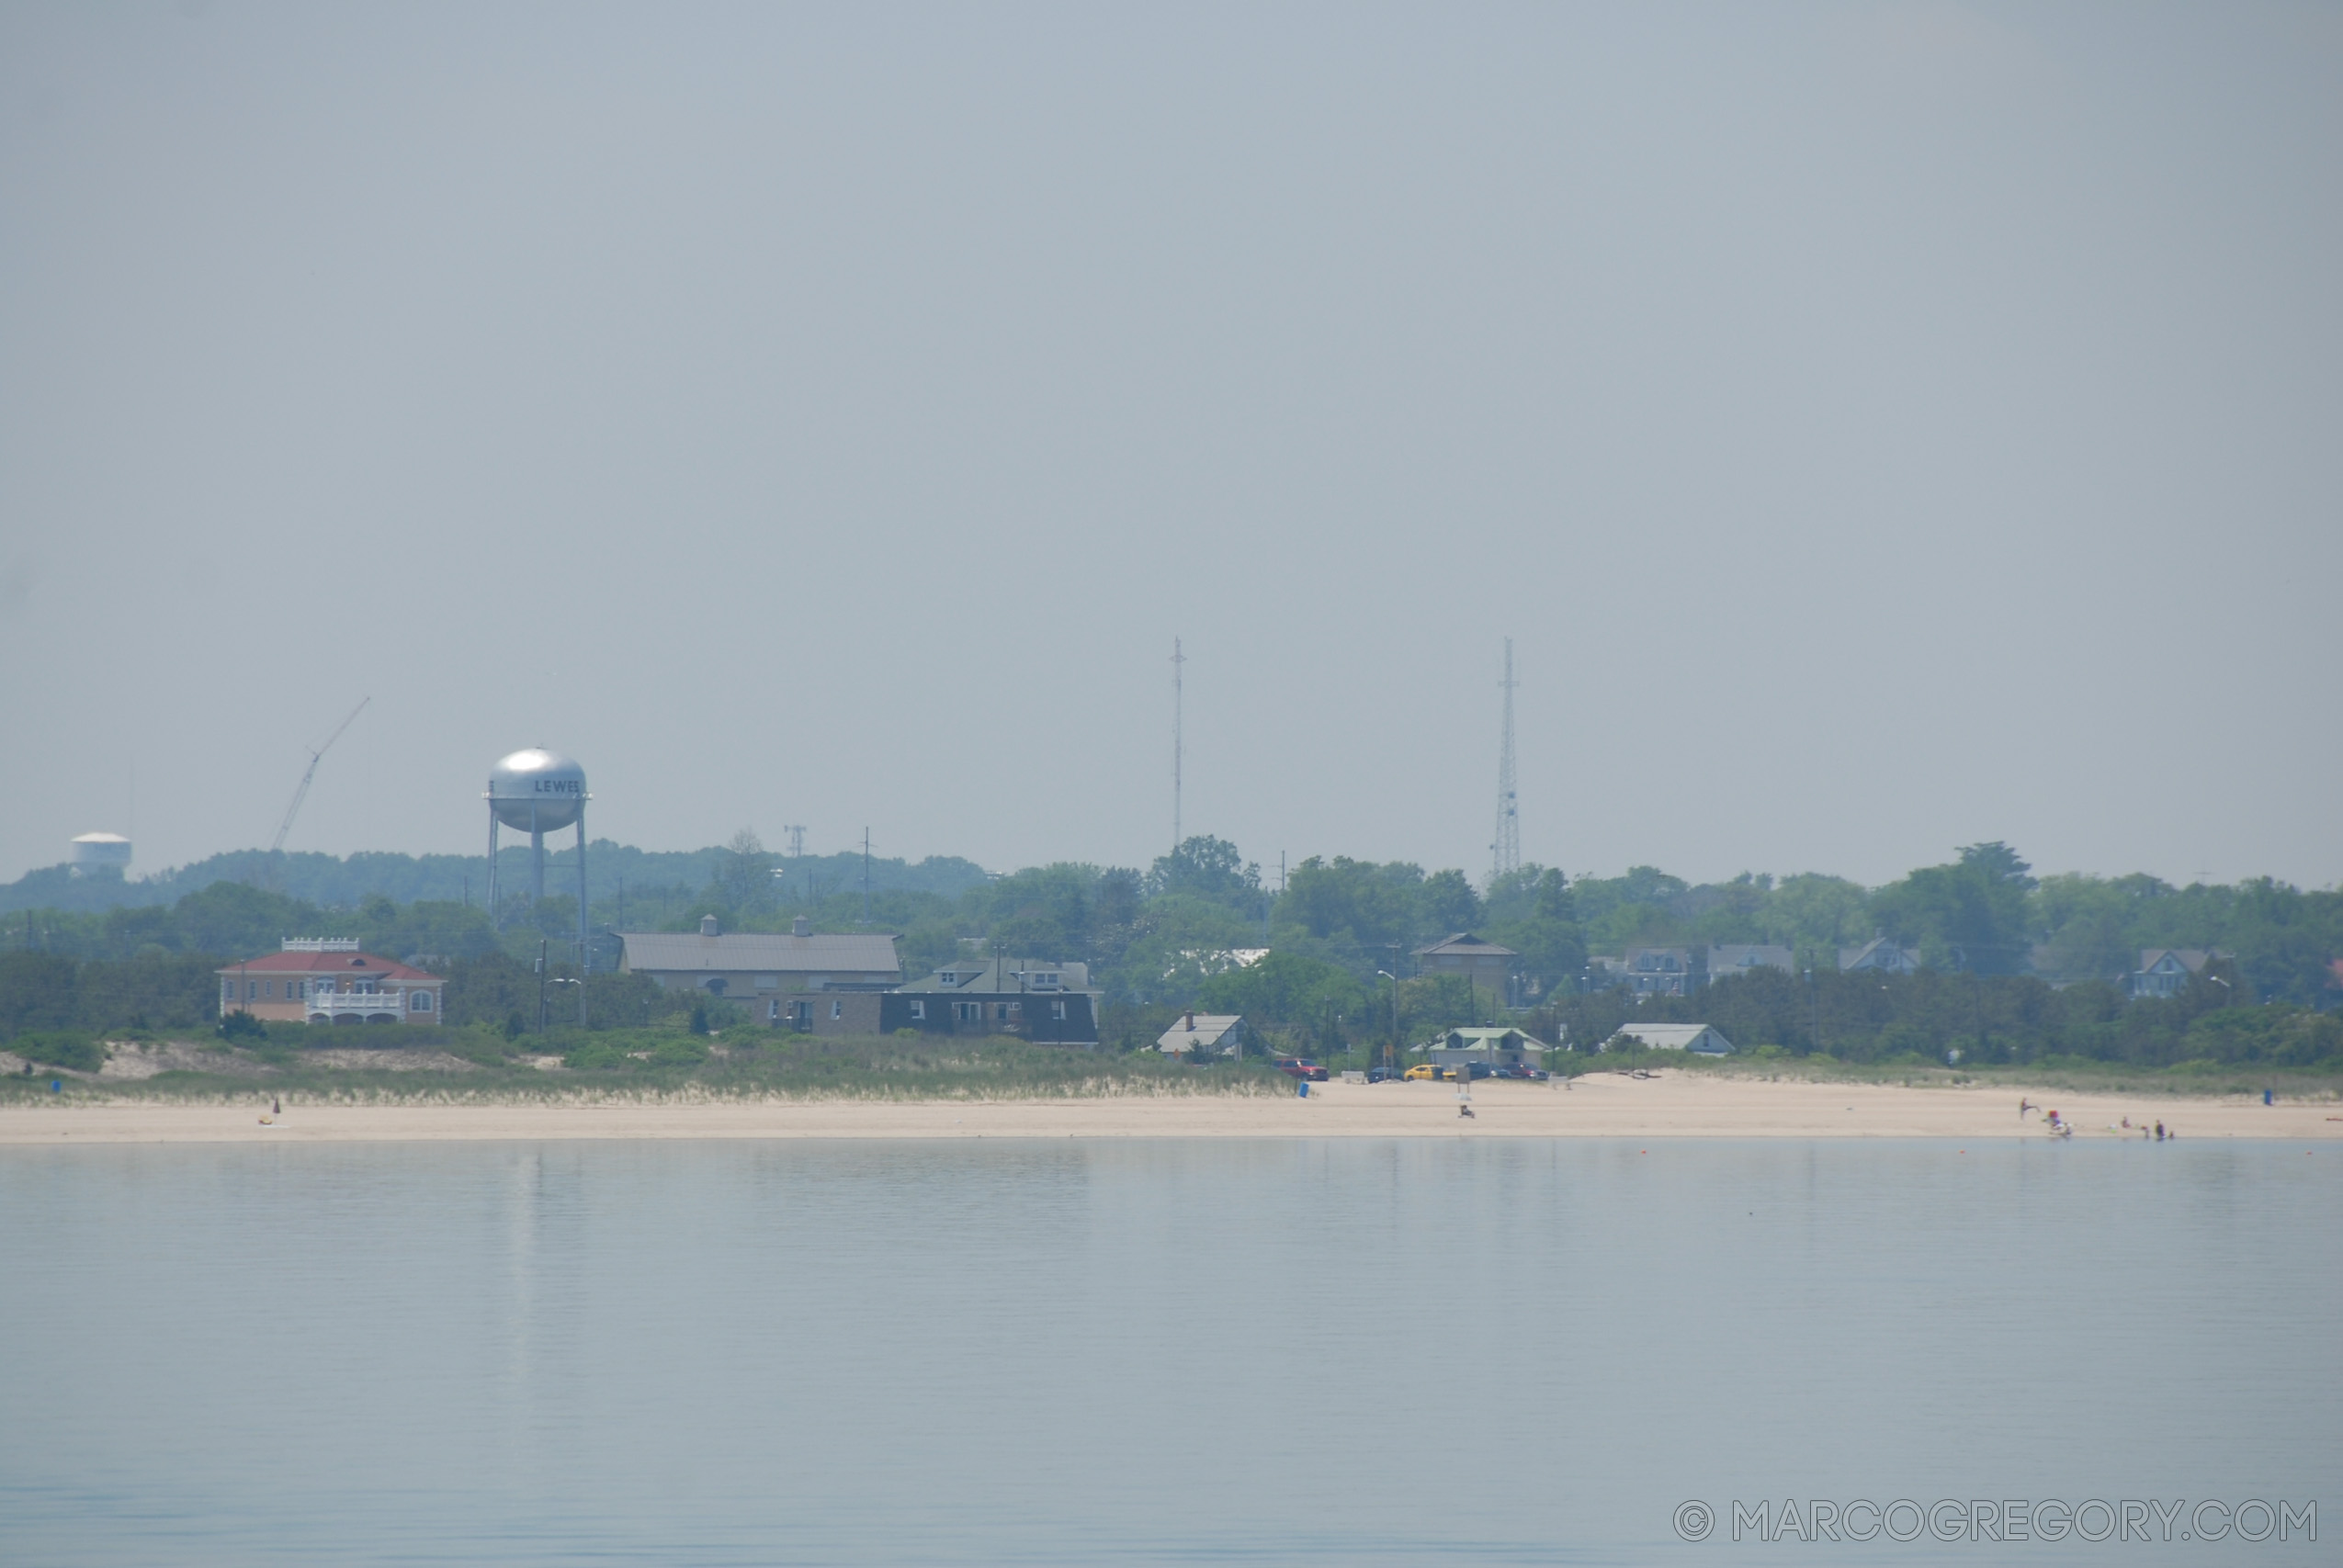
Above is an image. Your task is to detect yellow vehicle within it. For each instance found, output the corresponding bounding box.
[1403,1064,1440,1081]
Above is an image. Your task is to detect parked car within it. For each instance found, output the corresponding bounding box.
[1273,1057,1330,1082]
[1366,1069,1398,1083]
[1403,1064,1440,1081]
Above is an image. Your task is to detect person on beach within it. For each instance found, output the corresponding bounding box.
[2156,1122,2166,1141]
[2020,1098,2032,1117]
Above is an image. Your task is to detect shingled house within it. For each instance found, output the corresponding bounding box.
[1413,932,1519,1009]
[885,958,1101,1045]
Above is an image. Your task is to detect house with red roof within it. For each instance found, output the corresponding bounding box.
[218,939,446,1026]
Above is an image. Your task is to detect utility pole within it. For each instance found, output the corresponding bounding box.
[537,940,549,1033]
[1171,637,1185,852]
[1492,637,1520,886]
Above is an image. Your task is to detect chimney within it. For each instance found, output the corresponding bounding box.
[1185,1010,1195,1032]
[793,916,810,938]
[700,915,719,938]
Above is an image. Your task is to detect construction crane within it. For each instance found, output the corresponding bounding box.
[268,697,369,871]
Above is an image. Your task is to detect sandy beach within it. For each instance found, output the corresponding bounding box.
[1,1075,2335,1144]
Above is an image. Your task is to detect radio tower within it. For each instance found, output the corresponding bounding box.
[1171,637,1185,851]
[1491,637,1520,886]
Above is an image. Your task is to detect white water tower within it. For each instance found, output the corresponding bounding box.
[485,749,589,958]
[69,832,131,877]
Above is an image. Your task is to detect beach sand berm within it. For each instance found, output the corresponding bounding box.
[1,1075,2334,1143]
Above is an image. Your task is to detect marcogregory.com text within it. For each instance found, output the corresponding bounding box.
[1670,1497,2316,1545]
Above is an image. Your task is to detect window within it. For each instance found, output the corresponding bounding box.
[411,991,433,1012]
[247,981,258,1000]
[830,999,843,1020]
[956,1001,979,1022]
[909,1000,925,1021]
[262,980,274,998]
[995,1002,1012,1022]
[1051,1000,1068,1021]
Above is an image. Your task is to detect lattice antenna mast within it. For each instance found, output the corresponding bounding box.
[1171,637,1185,852]
[1492,638,1520,886]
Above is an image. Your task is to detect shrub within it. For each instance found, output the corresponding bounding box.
[217,1010,266,1043]
[13,1031,104,1073]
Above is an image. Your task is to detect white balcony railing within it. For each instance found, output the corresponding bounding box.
[308,992,408,1019]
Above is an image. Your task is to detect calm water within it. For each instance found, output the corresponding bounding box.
[2,1139,2335,1565]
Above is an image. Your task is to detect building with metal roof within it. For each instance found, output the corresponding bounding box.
[618,916,901,1012]
[1409,1025,1553,1068]
[1839,937,1920,975]
[1603,1022,1735,1055]
[1156,1011,1248,1056]
[1706,944,1794,984]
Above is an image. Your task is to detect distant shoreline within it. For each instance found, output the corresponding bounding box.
[3,1077,2336,1145]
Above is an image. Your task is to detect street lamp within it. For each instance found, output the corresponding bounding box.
[551,975,583,1029]
[1376,971,1400,1076]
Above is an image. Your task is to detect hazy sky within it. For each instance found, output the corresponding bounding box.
[3,2,2337,892]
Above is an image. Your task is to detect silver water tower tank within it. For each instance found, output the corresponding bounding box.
[69,832,132,877]
[484,749,590,961]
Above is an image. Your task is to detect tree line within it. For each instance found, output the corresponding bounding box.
[3,835,2337,1068]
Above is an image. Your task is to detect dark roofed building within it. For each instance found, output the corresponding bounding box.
[888,958,1100,1045]
[2128,948,2228,1000]
[1413,932,1518,1007]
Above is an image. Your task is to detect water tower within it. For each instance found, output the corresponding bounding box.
[485,749,589,959]
[69,832,132,878]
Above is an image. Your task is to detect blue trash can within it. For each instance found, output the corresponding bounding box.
[1297,1080,1308,1098]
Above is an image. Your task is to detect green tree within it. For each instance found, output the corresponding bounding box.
[1417,869,1482,935]
[1487,867,1587,999]
[713,829,775,914]
[1869,842,2037,974]
[1147,837,1262,910]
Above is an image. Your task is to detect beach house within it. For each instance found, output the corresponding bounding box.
[218,938,445,1025]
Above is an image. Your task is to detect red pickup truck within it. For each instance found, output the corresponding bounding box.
[1273,1057,1330,1082]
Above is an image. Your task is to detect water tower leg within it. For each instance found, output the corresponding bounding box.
[531,823,546,908]
[486,813,500,931]
[576,815,589,973]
